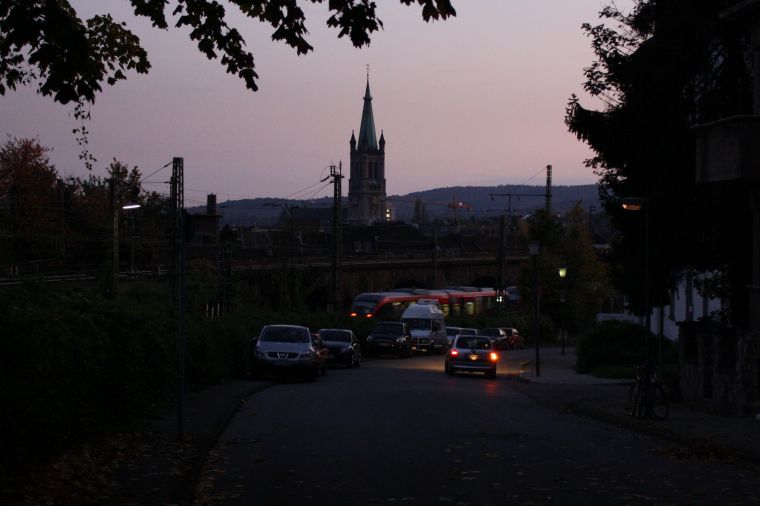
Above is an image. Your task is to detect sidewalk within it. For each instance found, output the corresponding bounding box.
[113,380,273,505]
[508,346,760,465]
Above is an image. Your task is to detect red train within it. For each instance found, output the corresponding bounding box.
[349,287,500,320]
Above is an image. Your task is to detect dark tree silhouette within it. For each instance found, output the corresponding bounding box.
[0,0,456,105]
[565,0,753,324]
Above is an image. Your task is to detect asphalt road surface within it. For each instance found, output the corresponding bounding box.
[196,354,759,505]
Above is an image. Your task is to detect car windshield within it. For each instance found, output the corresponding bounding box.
[446,328,460,336]
[260,326,310,343]
[320,330,351,342]
[373,324,401,335]
[404,318,431,330]
[455,337,491,350]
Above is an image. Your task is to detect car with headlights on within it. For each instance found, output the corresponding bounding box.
[444,335,498,378]
[366,321,412,358]
[318,328,362,368]
[252,324,326,380]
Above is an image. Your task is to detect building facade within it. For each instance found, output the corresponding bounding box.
[348,78,386,225]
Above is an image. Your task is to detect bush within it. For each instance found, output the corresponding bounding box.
[576,320,678,378]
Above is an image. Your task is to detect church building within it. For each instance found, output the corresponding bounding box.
[348,77,386,225]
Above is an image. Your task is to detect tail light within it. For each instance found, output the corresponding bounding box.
[450,349,459,357]
[489,352,498,362]
[350,312,357,317]
[366,313,373,318]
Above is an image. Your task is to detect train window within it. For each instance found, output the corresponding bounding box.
[464,301,475,316]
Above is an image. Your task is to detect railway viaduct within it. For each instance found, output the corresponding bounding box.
[230,254,528,310]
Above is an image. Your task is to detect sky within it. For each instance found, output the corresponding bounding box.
[0,1,630,208]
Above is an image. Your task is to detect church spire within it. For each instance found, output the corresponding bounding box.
[357,75,378,150]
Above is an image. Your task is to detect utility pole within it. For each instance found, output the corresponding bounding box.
[171,157,186,441]
[545,164,552,214]
[490,186,546,295]
[328,163,344,312]
[110,171,119,292]
[432,227,439,288]
[498,214,505,312]
[57,179,66,268]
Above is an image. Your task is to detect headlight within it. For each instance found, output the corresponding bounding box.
[255,349,266,359]
[299,352,316,361]
[367,336,374,342]
[341,347,352,354]
[396,337,406,343]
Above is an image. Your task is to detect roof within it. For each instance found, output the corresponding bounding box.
[357,79,378,150]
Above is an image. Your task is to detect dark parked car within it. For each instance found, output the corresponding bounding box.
[444,335,498,378]
[366,321,413,357]
[318,328,362,368]
[251,325,327,380]
[500,327,524,349]
[477,327,509,350]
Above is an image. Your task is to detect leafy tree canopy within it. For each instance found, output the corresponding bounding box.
[0,0,456,105]
[519,207,612,333]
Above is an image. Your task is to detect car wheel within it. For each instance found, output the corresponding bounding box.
[355,354,361,367]
[486,369,496,379]
[448,365,455,376]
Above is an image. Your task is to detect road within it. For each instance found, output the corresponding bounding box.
[195,353,759,505]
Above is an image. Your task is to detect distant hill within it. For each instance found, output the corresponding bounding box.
[390,185,599,222]
[195,184,600,227]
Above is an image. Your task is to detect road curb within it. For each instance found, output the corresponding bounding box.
[176,380,275,505]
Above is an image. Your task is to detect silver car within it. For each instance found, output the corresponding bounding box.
[444,335,498,378]
[252,324,326,380]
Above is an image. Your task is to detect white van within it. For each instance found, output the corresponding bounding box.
[401,301,448,354]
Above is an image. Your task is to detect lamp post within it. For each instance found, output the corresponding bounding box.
[622,197,650,365]
[123,203,141,274]
[529,241,541,377]
[558,265,567,355]
[110,174,141,291]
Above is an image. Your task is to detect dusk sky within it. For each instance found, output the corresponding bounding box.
[0,1,631,208]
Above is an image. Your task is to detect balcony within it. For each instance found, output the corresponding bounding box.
[695,115,760,183]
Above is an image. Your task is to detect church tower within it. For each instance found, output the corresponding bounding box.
[348,76,386,225]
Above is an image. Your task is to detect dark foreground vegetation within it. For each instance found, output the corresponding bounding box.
[0,281,377,480]
[577,320,678,386]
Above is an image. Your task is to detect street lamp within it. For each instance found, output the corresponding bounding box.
[110,175,141,291]
[622,197,650,365]
[558,265,567,355]
[529,240,541,377]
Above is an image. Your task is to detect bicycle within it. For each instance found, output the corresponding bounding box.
[627,363,669,420]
